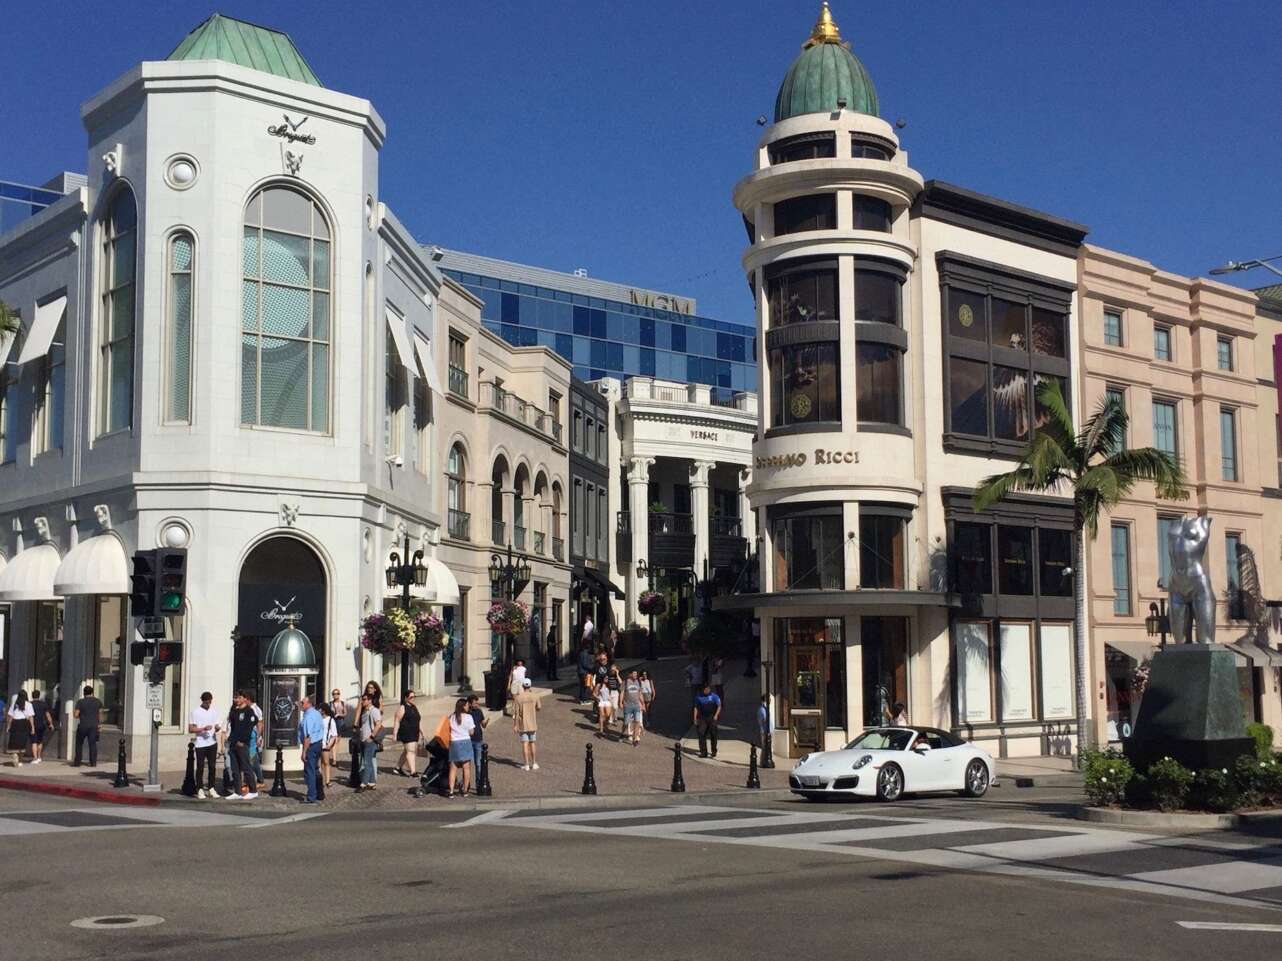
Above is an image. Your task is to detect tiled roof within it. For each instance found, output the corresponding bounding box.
[168,14,320,86]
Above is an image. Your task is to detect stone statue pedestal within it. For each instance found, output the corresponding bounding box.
[1123,644,1254,771]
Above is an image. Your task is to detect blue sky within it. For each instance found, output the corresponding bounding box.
[2,0,1278,321]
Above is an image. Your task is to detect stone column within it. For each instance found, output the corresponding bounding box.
[738,467,756,547]
[627,457,654,624]
[690,460,715,588]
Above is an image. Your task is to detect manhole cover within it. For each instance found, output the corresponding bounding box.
[71,915,165,930]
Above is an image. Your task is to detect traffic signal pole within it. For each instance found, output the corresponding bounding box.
[145,697,161,792]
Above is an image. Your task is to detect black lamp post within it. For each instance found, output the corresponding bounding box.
[489,542,532,674]
[385,532,429,699]
[1145,599,1171,650]
[636,557,656,661]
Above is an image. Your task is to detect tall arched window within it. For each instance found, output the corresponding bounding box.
[447,444,468,540]
[242,186,331,431]
[100,188,137,434]
[166,231,194,423]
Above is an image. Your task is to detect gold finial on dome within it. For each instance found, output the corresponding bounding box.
[803,2,847,49]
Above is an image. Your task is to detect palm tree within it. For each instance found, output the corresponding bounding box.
[973,380,1185,764]
[0,300,17,338]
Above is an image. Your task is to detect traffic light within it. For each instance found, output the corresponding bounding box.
[129,640,153,666]
[155,548,187,614]
[155,641,184,666]
[130,550,158,617]
[148,659,165,685]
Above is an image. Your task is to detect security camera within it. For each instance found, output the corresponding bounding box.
[429,245,445,261]
[386,454,404,468]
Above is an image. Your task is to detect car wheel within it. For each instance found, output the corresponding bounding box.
[876,763,903,802]
[962,759,990,798]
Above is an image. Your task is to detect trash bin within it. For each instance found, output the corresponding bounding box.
[483,670,504,711]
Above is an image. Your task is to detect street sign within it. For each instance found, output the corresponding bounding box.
[138,617,166,639]
[146,684,164,710]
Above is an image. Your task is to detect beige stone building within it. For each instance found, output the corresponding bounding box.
[1078,245,1282,747]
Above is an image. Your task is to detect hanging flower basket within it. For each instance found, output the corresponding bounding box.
[360,608,416,656]
[486,599,529,637]
[638,590,667,616]
[414,610,448,655]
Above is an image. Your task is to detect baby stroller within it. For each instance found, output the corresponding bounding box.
[416,738,450,797]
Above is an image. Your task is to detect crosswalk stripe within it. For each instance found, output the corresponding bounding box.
[1132,862,1282,895]
[952,831,1154,861]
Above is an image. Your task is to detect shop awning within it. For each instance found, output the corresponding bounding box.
[0,544,61,601]
[413,333,444,396]
[1225,640,1282,667]
[385,307,417,377]
[1104,640,1159,662]
[53,533,128,596]
[712,589,960,612]
[16,295,66,365]
[574,565,626,599]
[425,555,460,606]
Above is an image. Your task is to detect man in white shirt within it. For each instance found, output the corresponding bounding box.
[581,617,595,648]
[187,692,222,799]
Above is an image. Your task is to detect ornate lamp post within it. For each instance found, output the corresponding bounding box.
[636,557,656,661]
[1145,599,1171,650]
[489,542,532,673]
[385,531,429,699]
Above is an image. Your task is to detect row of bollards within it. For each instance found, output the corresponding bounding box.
[575,740,759,796]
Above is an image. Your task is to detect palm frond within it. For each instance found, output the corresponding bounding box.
[1034,378,1078,455]
[1079,393,1128,462]
[0,300,19,338]
[1101,447,1188,501]
[973,465,1047,513]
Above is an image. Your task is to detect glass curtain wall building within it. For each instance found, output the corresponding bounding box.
[434,248,756,395]
[0,174,85,236]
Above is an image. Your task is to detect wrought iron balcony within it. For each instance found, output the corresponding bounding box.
[492,519,506,545]
[448,365,469,398]
[533,531,546,555]
[514,525,527,551]
[448,509,471,541]
[710,516,742,537]
[552,536,565,562]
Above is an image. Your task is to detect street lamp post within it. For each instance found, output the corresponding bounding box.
[636,558,656,661]
[489,542,532,677]
[385,532,429,700]
[1209,256,1282,279]
[1145,599,1171,649]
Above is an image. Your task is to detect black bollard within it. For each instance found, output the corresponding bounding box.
[348,737,362,789]
[670,741,686,793]
[746,744,761,789]
[476,744,493,797]
[112,738,129,788]
[581,743,597,795]
[270,745,288,797]
[180,740,198,797]
[760,732,776,770]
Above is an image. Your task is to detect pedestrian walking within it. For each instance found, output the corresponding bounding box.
[545,625,559,681]
[605,664,623,732]
[5,690,34,767]
[756,695,770,748]
[591,650,610,720]
[72,685,102,767]
[581,615,595,650]
[506,657,528,712]
[297,694,325,804]
[392,689,421,777]
[692,682,722,758]
[622,670,645,746]
[319,701,339,788]
[28,690,52,764]
[595,676,614,737]
[357,692,383,790]
[225,691,259,799]
[446,698,475,797]
[187,691,222,798]
[466,694,487,769]
[684,658,704,707]
[577,644,594,704]
[639,670,656,730]
[247,691,265,782]
[511,677,540,770]
[329,687,349,737]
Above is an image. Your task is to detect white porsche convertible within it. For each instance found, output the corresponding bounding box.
[789,727,996,802]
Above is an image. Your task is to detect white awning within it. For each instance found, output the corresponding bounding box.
[385,307,417,378]
[53,533,129,596]
[425,555,460,606]
[413,333,444,395]
[0,544,61,601]
[16,295,66,365]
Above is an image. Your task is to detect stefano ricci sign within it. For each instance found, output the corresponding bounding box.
[755,449,859,469]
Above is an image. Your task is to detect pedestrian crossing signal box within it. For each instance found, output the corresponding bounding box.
[156,548,187,614]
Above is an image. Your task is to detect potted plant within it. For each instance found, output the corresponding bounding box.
[638,590,667,616]
[359,608,415,656]
[486,599,529,636]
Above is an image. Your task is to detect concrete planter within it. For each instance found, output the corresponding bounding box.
[1075,805,1240,829]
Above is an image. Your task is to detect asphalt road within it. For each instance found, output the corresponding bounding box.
[3,786,1281,961]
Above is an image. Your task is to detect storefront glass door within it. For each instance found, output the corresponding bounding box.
[790,645,824,751]
[862,616,908,727]
[93,596,127,727]
[31,601,63,706]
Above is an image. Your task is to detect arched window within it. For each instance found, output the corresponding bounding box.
[242,186,331,431]
[166,232,194,423]
[100,188,137,434]
[447,444,468,540]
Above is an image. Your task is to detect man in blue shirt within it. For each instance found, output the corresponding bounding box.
[691,683,722,758]
[297,694,326,804]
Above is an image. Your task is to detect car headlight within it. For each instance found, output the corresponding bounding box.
[852,754,873,770]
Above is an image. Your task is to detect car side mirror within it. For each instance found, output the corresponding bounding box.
[913,744,931,753]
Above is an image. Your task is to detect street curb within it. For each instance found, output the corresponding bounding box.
[1004,774,1085,789]
[1074,805,1239,829]
[462,787,794,811]
[0,776,161,807]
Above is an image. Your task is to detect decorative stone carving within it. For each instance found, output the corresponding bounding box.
[280,501,301,527]
[102,144,123,176]
[32,516,51,543]
[93,504,112,531]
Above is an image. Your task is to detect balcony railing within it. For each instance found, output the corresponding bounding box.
[552,536,565,562]
[514,525,526,551]
[617,511,631,534]
[651,383,689,403]
[448,509,471,541]
[710,516,742,537]
[479,382,563,444]
[533,531,546,555]
[492,519,506,545]
[448,365,469,398]
[648,512,693,534]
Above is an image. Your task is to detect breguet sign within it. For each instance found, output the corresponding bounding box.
[755,449,859,470]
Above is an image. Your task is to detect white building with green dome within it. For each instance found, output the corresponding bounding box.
[0,14,572,770]
[721,3,1092,761]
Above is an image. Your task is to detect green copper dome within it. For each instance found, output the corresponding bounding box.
[168,14,321,87]
[774,3,878,122]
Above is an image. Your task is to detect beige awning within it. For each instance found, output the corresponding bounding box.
[385,307,417,377]
[0,544,61,601]
[53,533,128,596]
[425,555,460,606]
[16,295,66,365]
[413,333,443,395]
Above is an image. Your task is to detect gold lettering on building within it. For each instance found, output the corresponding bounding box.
[630,289,693,315]
[753,449,859,470]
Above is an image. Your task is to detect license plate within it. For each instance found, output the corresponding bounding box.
[799,776,822,788]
